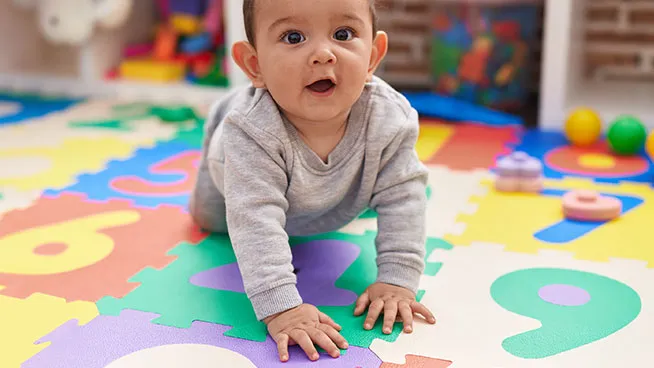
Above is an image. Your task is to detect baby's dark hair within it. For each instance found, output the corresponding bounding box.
[243,0,379,46]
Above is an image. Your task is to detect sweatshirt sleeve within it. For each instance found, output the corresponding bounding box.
[369,107,428,294]
[216,115,302,321]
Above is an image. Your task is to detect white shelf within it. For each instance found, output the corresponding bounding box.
[0,0,247,105]
[539,0,654,131]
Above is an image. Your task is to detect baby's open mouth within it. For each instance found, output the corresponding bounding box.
[307,79,335,93]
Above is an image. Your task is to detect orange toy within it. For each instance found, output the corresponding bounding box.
[562,190,622,221]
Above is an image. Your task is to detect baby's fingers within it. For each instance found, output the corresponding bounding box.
[399,300,414,333]
[289,330,320,361]
[275,333,290,362]
[319,323,349,350]
[411,300,437,324]
[354,291,370,316]
[364,299,384,330]
[308,328,340,358]
[382,301,398,334]
[318,311,342,331]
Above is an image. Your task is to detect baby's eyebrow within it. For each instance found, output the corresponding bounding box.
[268,16,297,32]
[336,12,365,26]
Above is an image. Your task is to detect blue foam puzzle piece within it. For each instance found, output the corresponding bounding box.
[402,91,523,126]
[0,93,81,126]
[534,189,644,244]
[511,129,654,185]
[44,140,199,208]
[180,32,213,54]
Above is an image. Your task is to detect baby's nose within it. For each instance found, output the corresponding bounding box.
[310,48,336,65]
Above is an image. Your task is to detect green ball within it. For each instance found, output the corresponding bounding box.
[607,115,647,155]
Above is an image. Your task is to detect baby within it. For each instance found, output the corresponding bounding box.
[190,0,435,362]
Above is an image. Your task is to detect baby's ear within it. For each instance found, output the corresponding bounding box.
[232,41,266,88]
[367,31,388,81]
[91,0,133,29]
[12,0,39,9]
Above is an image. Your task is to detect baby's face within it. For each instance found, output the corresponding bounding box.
[250,0,384,123]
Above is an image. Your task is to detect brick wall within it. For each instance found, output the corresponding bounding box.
[375,0,434,88]
[584,0,654,82]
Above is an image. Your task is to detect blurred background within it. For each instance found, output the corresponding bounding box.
[1,0,652,130]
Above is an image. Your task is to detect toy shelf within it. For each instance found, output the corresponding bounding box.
[539,0,654,131]
[0,0,248,105]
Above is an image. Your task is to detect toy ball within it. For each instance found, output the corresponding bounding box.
[564,108,602,146]
[646,130,654,159]
[607,115,647,155]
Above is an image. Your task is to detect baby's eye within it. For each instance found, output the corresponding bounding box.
[282,31,305,44]
[334,28,354,41]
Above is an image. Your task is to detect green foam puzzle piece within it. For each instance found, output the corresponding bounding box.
[97,230,451,348]
[424,237,452,276]
[97,234,267,339]
[170,119,205,148]
[68,119,134,131]
[491,268,642,359]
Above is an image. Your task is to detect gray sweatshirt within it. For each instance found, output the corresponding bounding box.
[191,76,428,321]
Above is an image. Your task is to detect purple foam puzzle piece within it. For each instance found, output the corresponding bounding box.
[24,310,382,368]
[189,239,359,306]
[496,151,543,177]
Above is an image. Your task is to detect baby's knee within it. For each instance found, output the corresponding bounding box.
[188,192,228,234]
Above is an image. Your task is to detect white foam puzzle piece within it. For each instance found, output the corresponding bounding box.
[0,100,179,149]
[339,166,489,237]
[104,344,257,368]
[370,243,654,367]
[0,187,40,219]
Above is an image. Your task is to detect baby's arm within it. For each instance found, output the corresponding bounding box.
[355,106,436,333]
[217,114,348,361]
[369,107,428,293]
[215,115,301,321]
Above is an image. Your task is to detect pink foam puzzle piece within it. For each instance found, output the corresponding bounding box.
[24,309,383,367]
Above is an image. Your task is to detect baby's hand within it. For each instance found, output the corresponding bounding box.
[354,282,436,334]
[263,303,349,362]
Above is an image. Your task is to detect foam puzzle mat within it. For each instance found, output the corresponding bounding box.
[1,93,652,367]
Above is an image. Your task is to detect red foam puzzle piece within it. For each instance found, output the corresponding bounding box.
[423,120,519,170]
[0,193,207,301]
[381,354,453,368]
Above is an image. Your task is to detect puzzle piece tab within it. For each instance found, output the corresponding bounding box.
[0,193,206,301]
[371,243,654,367]
[0,290,97,368]
[23,309,382,367]
[45,141,200,209]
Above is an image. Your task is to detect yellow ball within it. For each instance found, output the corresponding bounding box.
[646,131,654,159]
[565,108,602,146]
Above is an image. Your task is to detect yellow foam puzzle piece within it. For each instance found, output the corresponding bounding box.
[0,137,135,191]
[416,124,454,162]
[444,178,654,266]
[0,289,98,367]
